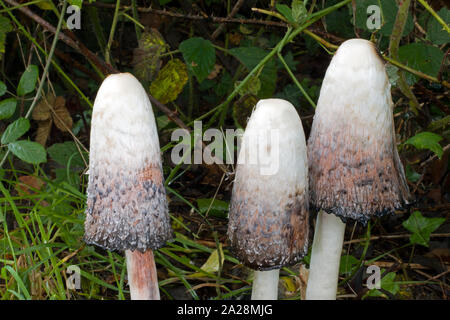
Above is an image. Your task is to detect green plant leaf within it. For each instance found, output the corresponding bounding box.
[402,211,445,247]
[427,8,450,45]
[339,255,359,275]
[398,43,444,86]
[0,81,6,96]
[197,198,229,219]
[47,141,85,168]
[8,140,47,164]
[292,0,308,24]
[367,271,400,298]
[1,118,30,144]
[229,46,277,98]
[404,131,443,159]
[405,164,421,183]
[0,98,16,120]
[276,4,294,23]
[17,65,39,96]
[179,37,216,83]
[0,16,13,61]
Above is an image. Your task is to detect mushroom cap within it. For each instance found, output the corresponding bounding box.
[308,39,410,225]
[84,73,172,252]
[228,98,309,271]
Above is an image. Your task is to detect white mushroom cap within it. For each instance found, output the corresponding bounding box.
[84,73,172,252]
[228,98,309,270]
[308,39,410,225]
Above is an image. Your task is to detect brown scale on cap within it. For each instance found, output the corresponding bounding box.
[229,187,309,271]
[84,162,172,252]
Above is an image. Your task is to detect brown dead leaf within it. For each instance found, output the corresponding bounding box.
[53,96,72,131]
[229,32,243,46]
[32,94,53,121]
[35,119,52,147]
[15,175,45,196]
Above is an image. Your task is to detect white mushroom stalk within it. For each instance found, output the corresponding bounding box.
[84,73,172,300]
[306,39,410,300]
[228,98,309,300]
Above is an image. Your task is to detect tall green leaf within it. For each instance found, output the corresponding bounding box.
[1,118,30,144]
[0,98,16,120]
[404,131,443,159]
[17,65,39,96]
[8,140,47,164]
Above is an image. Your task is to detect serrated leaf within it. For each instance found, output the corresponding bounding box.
[17,65,39,96]
[0,16,13,61]
[0,81,6,96]
[404,131,443,159]
[197,198,229,219]
[0,98,17,120]
[398,43,444,86]
[8,140,46,164]
[402,211,445,247]
[1,118,30,144]
[229,46,277,98]
[179,37,216,83]
[47,141,85,168]
[35,119,52,147]
[133,29,167,84]
[276,4,294,23]
[150,58,188,104]
[427,8,450,45]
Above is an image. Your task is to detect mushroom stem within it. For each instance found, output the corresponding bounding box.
[251,269,280,300]
[306,210,346,300]
[125,249,160,300]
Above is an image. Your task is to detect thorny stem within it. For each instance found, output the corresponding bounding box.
[0,0,68,169]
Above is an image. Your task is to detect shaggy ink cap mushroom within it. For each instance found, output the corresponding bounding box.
[228,98,309,271]
[84,73,172,252]
[307,39,410,226]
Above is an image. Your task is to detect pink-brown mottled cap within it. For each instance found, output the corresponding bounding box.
[84,73,172,252]
[228,99,309,271]
[308,39,410,225]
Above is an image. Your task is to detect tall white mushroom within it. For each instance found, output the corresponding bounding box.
[84,73,172,300]
[228,98,309,300]
[305,39,410,300]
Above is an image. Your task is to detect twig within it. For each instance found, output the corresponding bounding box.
[211,0,245,40]
[85,2,288,28]
[343,233,450,245]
